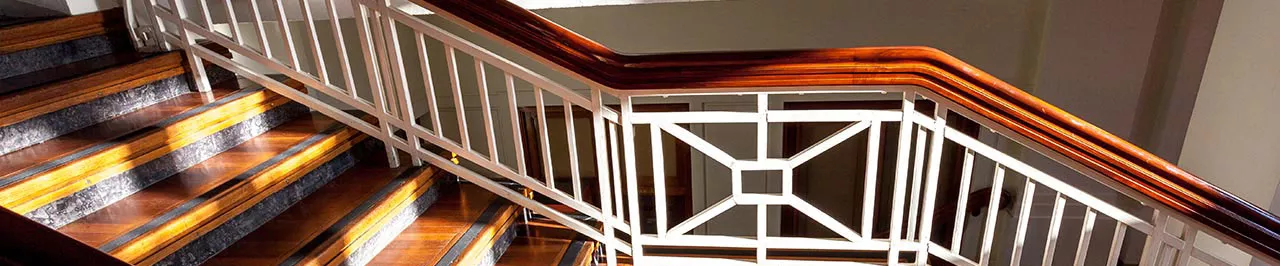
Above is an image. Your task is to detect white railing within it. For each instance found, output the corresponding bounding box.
[126,0,1273,265]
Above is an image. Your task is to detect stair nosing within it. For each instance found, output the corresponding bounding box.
[131,124,366,264]
[0,52,186,128]
[97,122,349,253]
[0,88,299,213]
[277,166,432,266]
[0,87,265,188]
[437,200,518,266]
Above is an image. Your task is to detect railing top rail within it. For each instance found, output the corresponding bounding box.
[413,0,1280,259]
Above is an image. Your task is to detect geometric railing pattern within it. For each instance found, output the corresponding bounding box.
[127,0,1274,265]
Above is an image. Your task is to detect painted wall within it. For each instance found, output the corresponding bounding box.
[1179,0,1280,264]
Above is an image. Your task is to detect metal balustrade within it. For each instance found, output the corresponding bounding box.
[123,0,1273,265]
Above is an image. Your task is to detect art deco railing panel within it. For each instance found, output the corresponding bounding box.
[124,0,1279,265]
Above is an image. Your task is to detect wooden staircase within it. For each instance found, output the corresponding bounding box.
[0,9,597,266]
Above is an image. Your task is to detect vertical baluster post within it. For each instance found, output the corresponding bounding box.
[417,34,442,132]
[248,0,271,57]
[298,0,329,84]
[474,59,499,163]
[620,96,643,249]
[914,107,948,265]
[951,148,975,251]
[979,165,1006,265]
[169,0,211,92]
[590,89,619,266]
[1010,177,1036,265]
[1073,208,1098,266]
[504,74,525,175]
[888,93,917,264]
[1042,193,1067,266]
[862,120,882,237]
[323,0,355,93]
[444,47,471,149]
[270,0,300,68]
[534,88,555,185]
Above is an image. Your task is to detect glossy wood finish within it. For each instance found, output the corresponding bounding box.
[0,87,297,214]
[0,8,125,54]
[206,161,443,266]
[0,51,146,94]
[366,183,516,265]
[415,0,1280,259]
[0,51,186,128]
[0,84,236,183]
[496,220,597,266]
[0,207,128,266]
[59,114,366,264]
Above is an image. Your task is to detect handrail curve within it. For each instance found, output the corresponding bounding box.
[413,0,1280,259]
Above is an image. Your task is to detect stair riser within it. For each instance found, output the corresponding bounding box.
[0,88,296,213]
[0,35,128,80]
[25,101,307,228]
[337,178,445,266]
[441,202,520,266]
[0,67,234,155]
[110,124,367,264]
[559,239,596,266]
[154,140,376,266]
[474,221,518,266]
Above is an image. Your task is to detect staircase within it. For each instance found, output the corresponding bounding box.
[0,9,594,266]
[6,0,1280,265]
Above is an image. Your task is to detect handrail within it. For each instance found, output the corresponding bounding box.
[413,0,1280,259]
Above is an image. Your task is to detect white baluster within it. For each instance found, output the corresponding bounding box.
[888,93,917,265]
[1011,177,1036,266]
[863,120,883,238]
[1043,193,1067,266]
[564,99,583,199]
[1074,208,1098,266]
[979,165,1006,265]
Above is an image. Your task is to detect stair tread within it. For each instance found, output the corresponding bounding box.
[57,114,341,247]
[0,51,188,128]
[0,51,148,95]
[203,162,416,265]
[497,221,596,266]
[0,8,125,54]
[367,183,516,265]
[0,84,297,215]
[0,84,238,179]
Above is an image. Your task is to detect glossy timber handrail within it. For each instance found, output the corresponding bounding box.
[412,0,1280,260]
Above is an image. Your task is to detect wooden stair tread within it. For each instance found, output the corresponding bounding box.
[56,114,343,246]
[0,84,238,179]
[204,161,427,265]
[0,85,296,214]
[367,183,519,265]
[497,221,597,266]
[0,51,148,94]
[0,8,125,54]
[0,51,189,128]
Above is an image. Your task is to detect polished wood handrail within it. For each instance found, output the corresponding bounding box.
[0,207,128,265]
[412,0,1280,260]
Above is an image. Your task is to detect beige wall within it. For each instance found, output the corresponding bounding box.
[1180,0,1280,264]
